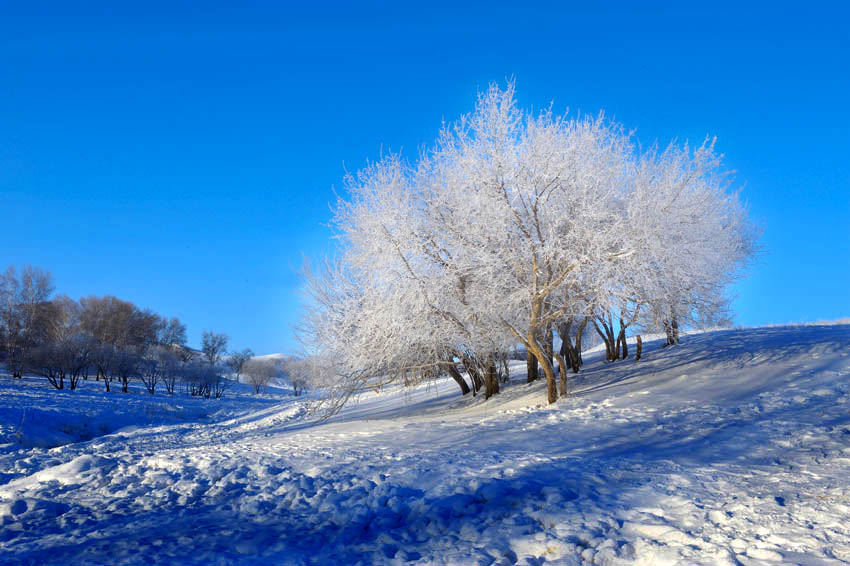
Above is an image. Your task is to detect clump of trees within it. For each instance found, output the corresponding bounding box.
[0,265,242,399]
[0,266,54,378]
[243,358,277,394]
[297,82,759,409]
[240,356,309,396]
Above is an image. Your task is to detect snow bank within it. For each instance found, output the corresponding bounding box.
[0,323,848,565]
[0,375,291,451]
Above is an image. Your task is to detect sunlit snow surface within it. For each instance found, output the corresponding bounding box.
[2,324,849,565]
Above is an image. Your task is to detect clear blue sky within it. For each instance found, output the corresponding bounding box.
[2,2,848,354]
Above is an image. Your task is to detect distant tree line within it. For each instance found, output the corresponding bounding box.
[0,264,259,398]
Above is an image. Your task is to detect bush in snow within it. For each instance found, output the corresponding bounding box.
[183,362,228,399]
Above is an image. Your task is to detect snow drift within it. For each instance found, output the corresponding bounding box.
[1,323,848,565]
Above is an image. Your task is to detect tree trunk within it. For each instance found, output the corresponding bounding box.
[555,352,569,397]
[444,363,471,395]
[618,317,628,360]
[672,318,680,344]
[635,335,642,361]
[606,314,618,360]
[484,355,499,399]
[594,318,615,362]
[558,319,575,372]
[462,354,484,394]
[575,317,587,369]
[527,337,557,404]
[543,324,554,367]
[526,349,539,383]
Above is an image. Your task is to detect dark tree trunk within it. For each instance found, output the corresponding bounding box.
[574,317,587,369]
[672,318,680,344]
[462,354,484,394]
[469,367,483,393]
[526,349,539,383]
[444,363,471,395]
[618,317,628,360]
[501,354,510,384]
[606,314,618,360]
[484,355,499,399]
[558,319,574,372]
[635,335,643,361]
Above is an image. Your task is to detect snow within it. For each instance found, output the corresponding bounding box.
[1,323,849,565]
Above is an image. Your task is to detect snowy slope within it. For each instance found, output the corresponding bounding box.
[1,323,849,565]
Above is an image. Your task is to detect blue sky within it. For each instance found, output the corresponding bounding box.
[2,2,848,354]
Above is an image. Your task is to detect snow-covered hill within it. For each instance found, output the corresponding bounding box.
[1,323,849,565]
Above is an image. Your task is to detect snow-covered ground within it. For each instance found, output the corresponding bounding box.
[1,323,849,565]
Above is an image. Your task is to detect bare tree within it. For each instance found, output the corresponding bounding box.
[160,347,181,394]
[244,358,276,394]
[201,330,229,366]
[114,347,138,393]
[140,345,182,395]
[139,346,167,394]
[0,265,54,377]
[184,361,228,399]
[91,343,117,392]
[227,348,254,383]
[26,333,91,390]
[26,342,66,389]
[158,317,187,347]
[281,357,311,397]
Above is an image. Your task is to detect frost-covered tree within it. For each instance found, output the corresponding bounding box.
[243,358,276,394]
[620,139,759,346]
[297,81,758,408]
[281,357,309,397]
